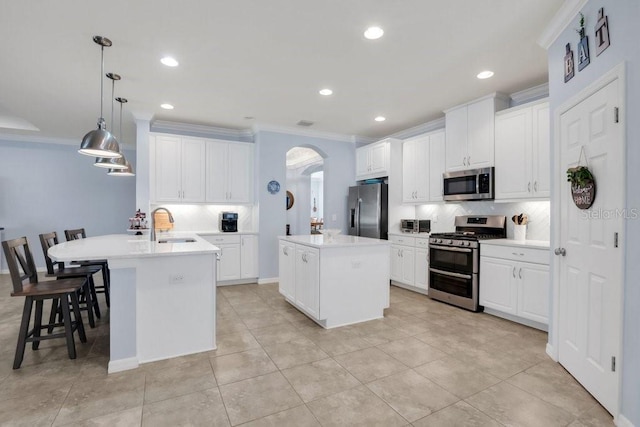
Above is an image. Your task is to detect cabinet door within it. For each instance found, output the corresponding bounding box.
[400,246,415,285]
[414,247,429,291]
[181,138,206,202]
[355,146,370,178]
[295,246,319,319]
[495,107,533,200]
[227,143,253,203]
[390,245,403,282]
[414,138,430,201]
[205,140,228,202]
[278,242,295,300]
[217,244,241,281]
[154,136,182,202]
[241,235,258,278]
[368,142,389,176]
[402,140,417,202]
[429,131,446,201]
[479,257,517,314]
[517,262,549,324]
[467,97,495,169]
[532,102,550,198]
[445,106,468,171]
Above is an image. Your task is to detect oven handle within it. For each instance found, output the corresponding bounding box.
[430,267,473,280]
[429,245,473,253]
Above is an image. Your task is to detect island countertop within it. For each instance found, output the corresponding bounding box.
[278,234,390,249]
[48,232,220,262]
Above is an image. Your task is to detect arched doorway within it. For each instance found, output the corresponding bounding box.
[285,147,324,235]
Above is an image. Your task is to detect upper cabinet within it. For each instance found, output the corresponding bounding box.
[152,135,206,203]
[402,130,445,203]
[205,140,254,203]
[494,100,550,200]
[356,139,391,180]
[444,94,509,172]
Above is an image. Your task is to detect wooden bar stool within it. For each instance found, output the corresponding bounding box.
[64,228,110,307]
[39,232,101,328]
[2,237,87,369]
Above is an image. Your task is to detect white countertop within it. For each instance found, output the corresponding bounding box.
[481,238,551,249]
[49,233,220,262]
[388,232,430,237]
[279,234,390,249]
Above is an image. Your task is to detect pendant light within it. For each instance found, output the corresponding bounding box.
[108,97,135,176]
[78,36,122,158]
[95,73,128,169]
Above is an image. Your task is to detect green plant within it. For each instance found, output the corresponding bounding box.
[576,13,586,38]
[567,166,594,187]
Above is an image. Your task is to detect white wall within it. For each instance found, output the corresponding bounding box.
[547,1,639,424]
[0,139,136,270]
[256,130,355,280]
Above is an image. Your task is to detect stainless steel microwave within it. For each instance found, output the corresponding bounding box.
[443,167,494,201]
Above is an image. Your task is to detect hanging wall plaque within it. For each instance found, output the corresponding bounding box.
[566,147,596,209]
[564,43,575,82]
[576,13,590,71]
[595,7,610,56]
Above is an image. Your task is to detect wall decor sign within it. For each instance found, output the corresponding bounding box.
[566,147,596,209]
[576,13,590,71]
[594,7,610,56]
[564,43,575,83]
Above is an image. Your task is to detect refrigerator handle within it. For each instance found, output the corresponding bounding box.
[350,208,356,228]
[355,198,362,235]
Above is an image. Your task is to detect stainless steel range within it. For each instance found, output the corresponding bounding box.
[428,215,506,311]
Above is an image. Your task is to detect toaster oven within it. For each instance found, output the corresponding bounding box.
[400,219,431,233]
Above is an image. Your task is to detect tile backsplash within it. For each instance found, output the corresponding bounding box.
[149,204,256,232]
[416,200,550,241]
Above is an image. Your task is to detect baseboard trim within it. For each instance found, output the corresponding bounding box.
[617,414,635,427]
[108,357,139,374]
[546,343,557,361]
[258,277,278,285]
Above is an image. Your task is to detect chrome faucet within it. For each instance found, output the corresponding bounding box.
[150,207,174,241]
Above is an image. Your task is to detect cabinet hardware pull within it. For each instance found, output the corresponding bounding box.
[463,157,466,166]
[468,156,470,164]
[534,181,538,192]
[519,268,522,279]
[528,182,531,192]
[513,267,516,278]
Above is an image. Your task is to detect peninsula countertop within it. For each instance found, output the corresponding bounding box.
[48,232,220,262]
[278,234,390,249]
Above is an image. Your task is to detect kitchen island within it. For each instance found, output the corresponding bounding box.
[48,233,220,373]
[278,234,390,328]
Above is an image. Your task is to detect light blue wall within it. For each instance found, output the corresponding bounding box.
[255,131,355,280]
[0,139,136,270]
[547,1,639,424]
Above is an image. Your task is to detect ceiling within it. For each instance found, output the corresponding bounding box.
[0,1,561,147]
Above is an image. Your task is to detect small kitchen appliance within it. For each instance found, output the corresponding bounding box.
[443,167,494,201]
[400,219,431,233]
[428,215,506,311]
[220,212,238,232]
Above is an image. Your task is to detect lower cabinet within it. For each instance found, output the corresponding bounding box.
[480,243,550,329]
[278,241,296,301]
[389,234,429,293]
[201,234,258,284]
[294,246,320,319]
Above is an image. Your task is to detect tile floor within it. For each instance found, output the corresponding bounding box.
[0,273,614,426]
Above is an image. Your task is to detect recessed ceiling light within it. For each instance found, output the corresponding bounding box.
[161,57,179,67]
[319,88,333,96]
[364,26,384,40]
[160,103,174,110]
[476,70,494,79]
[374,116,386,122]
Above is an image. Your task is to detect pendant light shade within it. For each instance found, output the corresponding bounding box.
[79,36,122,158]
[94,156,129,169]
[107,159,135,176]
[107,96,134,176]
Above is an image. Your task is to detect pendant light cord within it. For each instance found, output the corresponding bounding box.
[99,44,105,128]
[110,77,115,133]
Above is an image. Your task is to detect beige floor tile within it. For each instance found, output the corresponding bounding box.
[142,388,229,427]
[465,382,575,427]
[306,385,407,427]
[307,332,372,357]
[212,330,261,356]
[377,337,446,368]
[414,357,502,399]
[53,371,146,426]
[144,357,217,404]
[240,405,320,427]
[211,348,277,385]
[0,358,81,400]
[0,390,69,426]
[281,358,360,402]
[239,311,291,330]
[412,400,502,427]
[367,369,459,422]
[60,406,142,426]
[217,316,249,336]
[250,322,306,347]
[574,403,615,427]
[219,372,302,426]
[453,344,539,380]
[262,337,328,370]
[334,347,408,383]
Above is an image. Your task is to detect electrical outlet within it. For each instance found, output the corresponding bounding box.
[169,274,184,284]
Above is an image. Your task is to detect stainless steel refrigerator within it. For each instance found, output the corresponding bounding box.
[347,183,388,239]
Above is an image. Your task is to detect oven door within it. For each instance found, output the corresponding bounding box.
[429,244,476,274]
[428,268,479,311]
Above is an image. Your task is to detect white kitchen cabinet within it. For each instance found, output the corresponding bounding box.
[495,100,550,200]
[205,140,254,203]
[402,135,429,203]
[390,244,414,284]
[444,94,509,172]
[278,241,295,301]
[295,245,320,319]
[152,135,206,203]
[356,139,391,180]
[414,245,429,291]
[389,234,429,294]
[240,234,259,279]
[480,242,550,329]
[428,131,446,202]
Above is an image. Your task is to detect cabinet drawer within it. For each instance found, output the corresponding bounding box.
[202,234,241,245]
[415,238,430,249]
[389,235,416,246]
[481,244,549,265]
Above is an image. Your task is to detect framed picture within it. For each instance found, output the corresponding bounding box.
[564,43,575,83]
[595,7,610,56]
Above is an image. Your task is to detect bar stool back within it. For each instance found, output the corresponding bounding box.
[64,228,110,307]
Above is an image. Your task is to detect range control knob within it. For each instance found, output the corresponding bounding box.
[466,241,471,246]
[448,240,453,245]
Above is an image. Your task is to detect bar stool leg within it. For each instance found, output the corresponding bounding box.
[60,295,76,359]
[47,298,59,334]
[14,297,34,369]
[32,300,44,350]
[104,267,110,307]
[70,292,87,343]
[89,276,101,319]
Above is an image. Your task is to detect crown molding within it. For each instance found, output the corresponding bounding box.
[538,0,588,49]
[252,123,357,144]
[0,132,136,150]
[387,117,446,140]
[151,120,254,142]
[509,83,549,105]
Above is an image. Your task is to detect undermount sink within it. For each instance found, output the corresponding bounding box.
[157,238,197,244]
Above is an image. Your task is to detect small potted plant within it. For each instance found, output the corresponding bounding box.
[566,165,594,188]
[567,166,596,209]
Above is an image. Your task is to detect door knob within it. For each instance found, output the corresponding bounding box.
[554,248,566,256]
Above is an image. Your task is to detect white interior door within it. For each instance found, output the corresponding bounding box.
[557,77,623,415]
